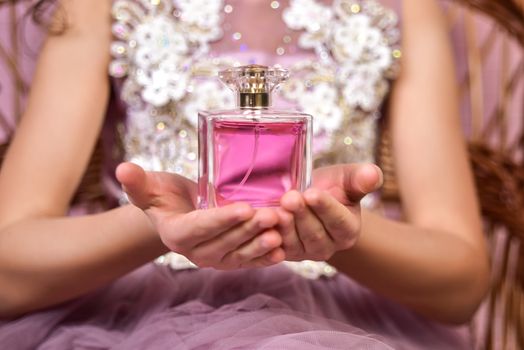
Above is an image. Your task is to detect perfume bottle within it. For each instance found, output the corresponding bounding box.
[198,65,312,208]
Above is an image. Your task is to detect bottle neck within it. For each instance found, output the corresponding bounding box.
[239,92,270,109]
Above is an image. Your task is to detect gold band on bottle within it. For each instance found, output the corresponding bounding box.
[239,92,270,108]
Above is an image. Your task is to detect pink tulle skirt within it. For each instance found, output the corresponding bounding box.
[0,264,471,349]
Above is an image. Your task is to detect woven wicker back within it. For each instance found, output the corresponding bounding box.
[380,1,524,349]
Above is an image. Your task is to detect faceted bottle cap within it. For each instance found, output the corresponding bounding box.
[219,65,289,108]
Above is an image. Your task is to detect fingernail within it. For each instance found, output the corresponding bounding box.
[261,239,272,249]
[373,165,384,191]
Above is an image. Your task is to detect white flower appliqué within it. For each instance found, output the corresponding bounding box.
[296,83,343,135]
[110,0,224,108]
[175,0,223,44]
[183,80,235,127]
[283,0,400,112]
[283,0,333,50]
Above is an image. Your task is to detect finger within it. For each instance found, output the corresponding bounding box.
[165,203,255,251]
[191,208,278,262]
[241,247,286,269]
[275,208,304,260]
[116,162,154,209]
[303,188,359,249]
[281,191,335,260]
[221,229,283,267]
[343,164,383,204]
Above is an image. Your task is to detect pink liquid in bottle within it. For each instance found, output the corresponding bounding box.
[212,119,307,207]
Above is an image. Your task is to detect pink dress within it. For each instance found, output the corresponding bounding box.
[0,1,472,349]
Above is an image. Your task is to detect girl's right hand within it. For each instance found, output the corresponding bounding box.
[116,163,285,269]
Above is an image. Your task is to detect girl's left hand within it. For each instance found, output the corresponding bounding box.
[277,164,382,262]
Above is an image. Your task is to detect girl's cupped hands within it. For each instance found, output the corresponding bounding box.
[116,162,382,268]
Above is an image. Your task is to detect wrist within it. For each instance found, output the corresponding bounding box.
[120,204,169,255]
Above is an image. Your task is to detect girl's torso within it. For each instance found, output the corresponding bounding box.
[109,0,402,176]
[108,0,402,275]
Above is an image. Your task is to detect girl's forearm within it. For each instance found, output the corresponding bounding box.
[328,209,490,324]
[0,205,167,318]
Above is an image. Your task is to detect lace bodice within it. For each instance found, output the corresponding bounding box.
[109,0,401,279]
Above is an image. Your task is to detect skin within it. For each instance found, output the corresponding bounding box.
[0,0,490,324]
[115,163,286,269]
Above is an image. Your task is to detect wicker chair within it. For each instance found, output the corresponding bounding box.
[380,1,524,349]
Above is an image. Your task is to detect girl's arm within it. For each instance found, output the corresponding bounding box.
[0,0,165,318]
[329,0,490,323]
[277,0,489,323]
[0,0,282,318]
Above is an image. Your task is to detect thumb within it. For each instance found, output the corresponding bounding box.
[343,164,383,204]
[115,162,155,210]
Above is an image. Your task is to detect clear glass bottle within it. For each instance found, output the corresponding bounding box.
[198,65,312,208]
